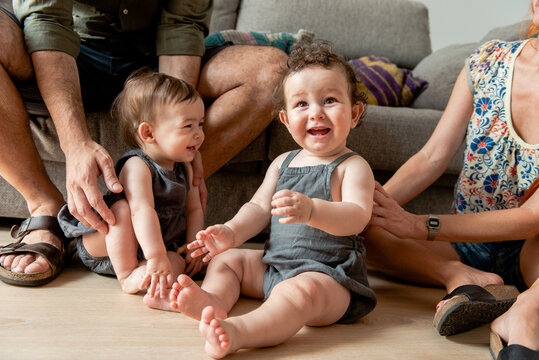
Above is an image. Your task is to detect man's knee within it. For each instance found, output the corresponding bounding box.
[250,47,287,89]
[0,10,33,81]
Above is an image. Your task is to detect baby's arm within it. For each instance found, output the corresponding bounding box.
[189,156,282,262]
[182,162,205,275]
[271,155,374,236]
[121,157,173,297]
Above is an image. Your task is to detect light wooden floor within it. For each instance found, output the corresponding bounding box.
[0,223,493,360]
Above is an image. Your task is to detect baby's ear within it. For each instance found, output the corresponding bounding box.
[351,102,364,128]
[279,110,289,127]
[138,122,155,143]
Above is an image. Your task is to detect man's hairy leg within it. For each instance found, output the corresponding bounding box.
[0,12,66,274]
[197,45,287,177]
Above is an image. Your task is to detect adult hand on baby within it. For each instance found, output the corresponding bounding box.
[370,182,426,240]
[189,225,235,262]
[271,189,313,224]
[140,256,174,299]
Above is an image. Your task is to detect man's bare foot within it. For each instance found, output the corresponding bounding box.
[145,274,227,319]
[491,290,539,350]
[118,266,147,294]
[0,228,63,274]
[200,306,235,359]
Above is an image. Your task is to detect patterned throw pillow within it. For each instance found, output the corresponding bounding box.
[349,56,428,107]
[204,29,314,54]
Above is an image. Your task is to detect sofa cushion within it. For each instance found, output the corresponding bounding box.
[480,21,522,42]
[349,56,428,107]
[411,43,478,111]
[234,0,431,69]
[209,0,240,33]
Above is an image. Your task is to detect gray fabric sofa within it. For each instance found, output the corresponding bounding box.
[0,0,524,228]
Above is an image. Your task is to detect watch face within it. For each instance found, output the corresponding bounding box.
[428,217,440,228]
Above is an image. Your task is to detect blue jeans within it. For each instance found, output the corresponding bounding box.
[451,240,527,291]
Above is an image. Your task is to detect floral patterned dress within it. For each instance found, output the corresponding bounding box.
[453,39,538,215]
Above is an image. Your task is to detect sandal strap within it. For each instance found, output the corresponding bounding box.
[10,215,67,244]
[0,242,62,270]
[441,284,496,302]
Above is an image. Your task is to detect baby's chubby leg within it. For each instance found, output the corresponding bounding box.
[146,249,266,320]
[199,272,351,358]
[100,200,141,293]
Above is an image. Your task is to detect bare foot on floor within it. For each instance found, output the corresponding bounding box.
[200,306,235,359]
[118,266,147,294]
[144,274,227,320]
[491,290,539,350]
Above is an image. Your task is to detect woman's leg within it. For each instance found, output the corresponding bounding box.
[491,235,539,350]
[364,226,504,292]
[199,272,351,359]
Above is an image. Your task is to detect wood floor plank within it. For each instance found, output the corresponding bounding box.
[0,228,491,359]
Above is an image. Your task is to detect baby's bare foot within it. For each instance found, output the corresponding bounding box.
[119,266,147,294]
[200,306,234,359]
[168,274,227,320]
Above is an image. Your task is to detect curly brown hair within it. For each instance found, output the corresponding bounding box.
[111,67,200,149]
[273,40,367,114]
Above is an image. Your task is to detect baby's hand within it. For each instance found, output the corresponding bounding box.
[141,256,174,299]
[183,246,205,277]
[271,189,313,224]
[189,225,235,262]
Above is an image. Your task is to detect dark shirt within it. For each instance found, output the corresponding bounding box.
[13,0,213,58]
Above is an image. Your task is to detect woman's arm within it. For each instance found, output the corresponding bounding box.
[384,68,473,205]
[372,183,539,242]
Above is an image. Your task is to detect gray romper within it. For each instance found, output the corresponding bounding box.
[58,149,189,275]
[262,150,377,324]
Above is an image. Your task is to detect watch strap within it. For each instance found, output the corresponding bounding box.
[427,215,440,241]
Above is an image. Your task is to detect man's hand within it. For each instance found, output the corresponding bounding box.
[65,140,122,234]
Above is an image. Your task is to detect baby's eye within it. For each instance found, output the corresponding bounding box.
[183,124,192,129]
[325,97,337,104]
[198,121,204,128]
[295,101,308,108]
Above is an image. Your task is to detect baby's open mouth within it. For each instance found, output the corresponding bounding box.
[308,128,330,136]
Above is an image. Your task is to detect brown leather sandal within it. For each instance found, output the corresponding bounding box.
[0,216,68,286]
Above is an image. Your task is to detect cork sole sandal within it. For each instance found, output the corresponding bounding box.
[433,284,520,336]
[0,216,68,287]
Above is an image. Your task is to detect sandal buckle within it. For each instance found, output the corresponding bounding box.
[10,218,31,240]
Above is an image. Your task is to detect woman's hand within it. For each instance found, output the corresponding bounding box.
[371,182,428,240]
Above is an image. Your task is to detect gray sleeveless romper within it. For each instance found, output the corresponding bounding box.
[262,150,377,323]
[57,149,189,275]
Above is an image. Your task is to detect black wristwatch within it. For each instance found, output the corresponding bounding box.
[427,215,440,241]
